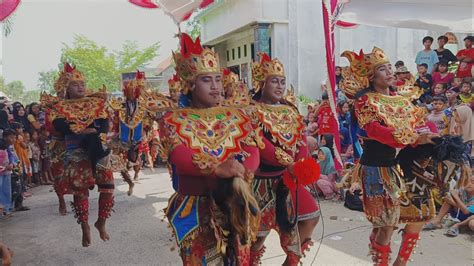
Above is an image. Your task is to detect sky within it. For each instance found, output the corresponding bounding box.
[1,0,181,90]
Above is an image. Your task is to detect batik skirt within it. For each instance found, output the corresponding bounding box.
[165,193,250,266]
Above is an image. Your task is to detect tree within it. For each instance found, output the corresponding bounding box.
[60,35,160,91]
[37,70,59,93]
[1,80,25,101]
[185,15,201,40]
[21,90,41,103]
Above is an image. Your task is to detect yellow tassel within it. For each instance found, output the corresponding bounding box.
[180,196,195,218]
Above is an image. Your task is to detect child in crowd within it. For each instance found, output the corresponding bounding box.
[433,83,448,97]
[459,81,473,104]
[11,123,32,195]
[416,63,433,101]
[424,176,474,237]
[39,130,53,185]
[449,77,462,92]
[23,132,33,187]
[427,96,449,135]
[29,131,45,185]
[0,132,14,218]
[3,129,29,212]
[432,61,455,88]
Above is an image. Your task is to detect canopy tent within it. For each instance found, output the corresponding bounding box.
[339,0,474,33]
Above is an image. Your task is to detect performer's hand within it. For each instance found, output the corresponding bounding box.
[80,128,97,135]
[415,133,438,145]
[214,159,245,179]
[349,182,360,194]
[0,242,13,266]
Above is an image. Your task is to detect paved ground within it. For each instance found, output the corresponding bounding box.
[1,168,472,265]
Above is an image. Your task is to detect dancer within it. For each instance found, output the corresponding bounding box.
[160,33,261,265]
[108,70,165,195]
[250,53,320,265]
[50,63,114,247]
[167,74,181,106]
[41,90,72,215]
[341,47,466,266]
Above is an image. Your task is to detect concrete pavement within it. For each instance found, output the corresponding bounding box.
[1,168,472,265]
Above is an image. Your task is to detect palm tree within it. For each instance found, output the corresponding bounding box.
[3,16,15,37]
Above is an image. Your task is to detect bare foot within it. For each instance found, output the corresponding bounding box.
[133,174,139,181]
[94,220,110,241]
[127,182,134,196]
[81,223,91,247]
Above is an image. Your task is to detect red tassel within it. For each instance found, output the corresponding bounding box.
[282,158,321,189]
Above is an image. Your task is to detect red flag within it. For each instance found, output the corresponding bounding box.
[0,0,21,21]
[128,0,158,9]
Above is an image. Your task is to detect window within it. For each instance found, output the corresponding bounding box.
[244,45,247,57]
[226,50,229,61]
[269,38,272,58]
[232,48,235,60]
[251,43,255,61]
[238,46,241,59]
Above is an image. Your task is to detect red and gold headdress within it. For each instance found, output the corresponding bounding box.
[123,70,146,100]
[173,33,220,84]
[168,74,183,94]
[339,47,390,99]
[251,52,285,93]
[54,63,85,95]
[222,68,239,88]
[341,47,390,78]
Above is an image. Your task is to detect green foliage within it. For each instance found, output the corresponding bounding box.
[297,94,315,105]
[60,35,160,91]
[37,70,59,93]
[0,77,40,103]
[186,15,201,40]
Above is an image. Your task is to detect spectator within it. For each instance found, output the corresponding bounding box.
[395,60,405,69]
[29,130,44,185]
[459,81,473,104]
[432,61,455,88]
[395,66,412,86]
[11,123,32,182]
[427,96,449,135]
[12,105,30,133]
[316,92,338,136]
[416,63,433,101]
[26,102,43,132]
[449,77,463,92]
[423,176,474,237]
[435,35,458,64]
[450,105,474,160]
[315,147,338,200]
[39,130,53,185]
[0,134,14,218]
[415,36,439,74]
[456,36,474,79]
[433,83,448,97]
[0,103,10,130]
[335,66,343,85]
[337,100,351,152]
[4,129,29,212]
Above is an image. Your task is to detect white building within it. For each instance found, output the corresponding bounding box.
[199,0,467,100]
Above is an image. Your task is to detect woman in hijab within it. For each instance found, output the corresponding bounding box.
[315,147,338,199]
[12,104,30,133]
[319,134,335,158]
[450,104,474,163]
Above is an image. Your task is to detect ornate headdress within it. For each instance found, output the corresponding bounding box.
[168,74,183,94]
[251,52,285,94]
[54,63,85,95]
[173,33,220,84]
[222,68,239,88]
[339,47,390,99]
[123,70,146,100]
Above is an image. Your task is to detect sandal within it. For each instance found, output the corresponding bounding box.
[423,221,442,230]
[445,226,459,237]
[15,206,30,212]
